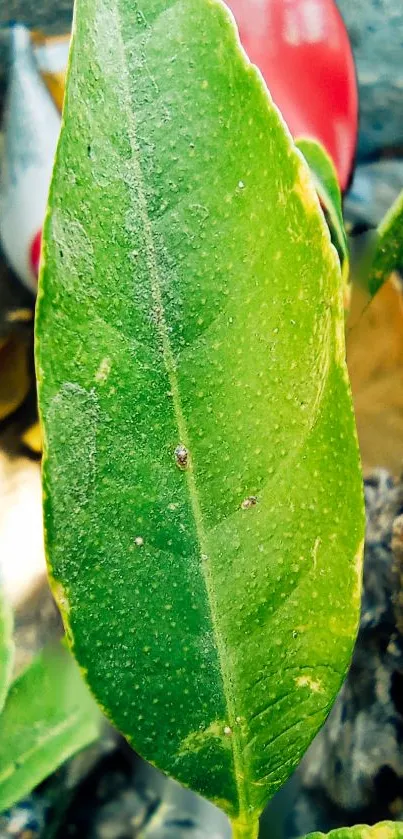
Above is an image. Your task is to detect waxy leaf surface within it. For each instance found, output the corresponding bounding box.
[36,0,364,835]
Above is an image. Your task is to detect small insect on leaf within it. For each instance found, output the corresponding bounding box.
[174,444,189,470]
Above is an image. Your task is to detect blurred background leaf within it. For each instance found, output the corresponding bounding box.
[0,642,101,813]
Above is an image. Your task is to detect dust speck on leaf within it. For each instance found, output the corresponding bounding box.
[312,537,321,568]
[95,357,111,383]
[296,675,322,692]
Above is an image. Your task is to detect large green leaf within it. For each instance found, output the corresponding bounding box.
[306,823,403,839]
[296,138,349,284]
[35,0,365,835]
[368,189,403,297]
[0,643,101,813]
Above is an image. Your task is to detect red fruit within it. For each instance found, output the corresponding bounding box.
[30,229,42,280]
[226,0,358,191]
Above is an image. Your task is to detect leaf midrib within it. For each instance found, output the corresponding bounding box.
[110,0,250,817]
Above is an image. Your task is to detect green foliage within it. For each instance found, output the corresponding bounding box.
[0,584,14,715]
[368,189,403,297]
[0,643,100,813]
[0,512,99,815]
[307,822,403,839]
[296,140,403,305]
[35,0,364,835]
[296,138,348,283]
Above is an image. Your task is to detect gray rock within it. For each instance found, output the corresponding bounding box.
[336,0,403,158]
[345,159,403,230]
[0,796,48,838]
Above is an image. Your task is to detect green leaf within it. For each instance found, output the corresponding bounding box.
[296,138,349,284]
[0,643,101,813]
[368,189,403,297]
[306,822,403,839]
[35,0,365,835]
[0,586,14,715]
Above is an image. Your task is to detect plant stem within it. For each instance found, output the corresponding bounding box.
[231,816,260,839]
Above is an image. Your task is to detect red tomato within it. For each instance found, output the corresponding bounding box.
[226,0,358,191]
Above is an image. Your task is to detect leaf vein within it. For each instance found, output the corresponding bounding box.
[111,0,250,816]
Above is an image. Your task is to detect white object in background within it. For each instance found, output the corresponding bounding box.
[0,451,46,607]
[0,25,61,292]
[33,35,70,76]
